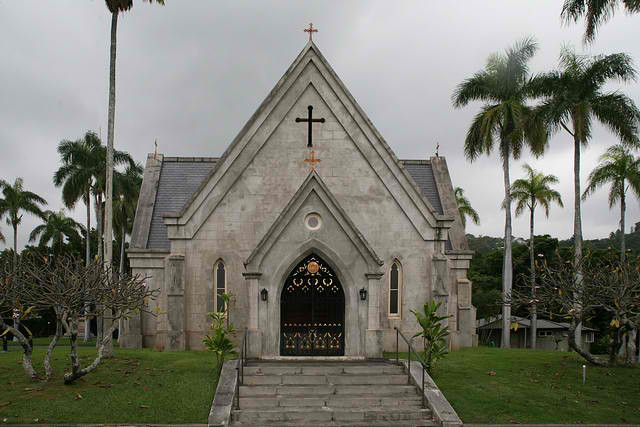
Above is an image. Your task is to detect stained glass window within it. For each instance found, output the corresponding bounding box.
[389,261,401,317]
[215,261,226,312]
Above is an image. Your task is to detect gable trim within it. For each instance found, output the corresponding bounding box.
[244,170,384,271]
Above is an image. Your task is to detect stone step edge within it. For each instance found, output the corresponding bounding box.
[237,404,426,411]
[232,408,432,414]
[231,422,437,427]
[239,392,420,397]
[241,373,405,376]
[240,394,422,402]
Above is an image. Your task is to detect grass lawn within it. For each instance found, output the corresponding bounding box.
[0,344,220,424]
[406,347,640,424]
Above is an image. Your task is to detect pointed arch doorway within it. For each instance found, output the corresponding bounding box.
[280,254,345,356]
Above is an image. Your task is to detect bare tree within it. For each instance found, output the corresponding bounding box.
[1,255,158,382]
[62,263,157,384]
[19,256,102,380]
[0,259,39,379]
[510,253,640,366]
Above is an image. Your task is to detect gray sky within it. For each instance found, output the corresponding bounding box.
[1,1,639,251]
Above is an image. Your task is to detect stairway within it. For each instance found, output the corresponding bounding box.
[230,360,437,426]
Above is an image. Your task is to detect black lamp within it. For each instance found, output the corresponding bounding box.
[260,288,268,301]
[359,287,367,301]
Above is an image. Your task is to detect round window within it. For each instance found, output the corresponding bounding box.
[305,213,322,230]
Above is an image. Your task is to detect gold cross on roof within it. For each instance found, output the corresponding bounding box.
[304,150,321,170]
[304,23,317,41]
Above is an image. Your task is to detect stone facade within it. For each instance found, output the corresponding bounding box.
[121,41,476,356]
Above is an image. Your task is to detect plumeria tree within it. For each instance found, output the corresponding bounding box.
[0,254,158,381]
[0,257,40,378]
[511,253,640,366]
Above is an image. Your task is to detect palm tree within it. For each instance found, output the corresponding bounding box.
[454,187,480,229]
[54,132,97,268]
[511,164,563,349]
[533,48,640,346]
[583,145,640,262]
[103,0,165,278]
[55,131,135,342]
[452,37,548,348]
[561,0,640,43]
[29,210,82,255]
[55,131,136,265]
[0,178,47,268]
[114,163,143,277]
[113,163,143,344]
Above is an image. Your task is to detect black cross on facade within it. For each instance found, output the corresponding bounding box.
[295,105,325,148]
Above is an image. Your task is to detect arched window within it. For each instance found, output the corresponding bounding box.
[389,261,402,318]
[214,260,226,313]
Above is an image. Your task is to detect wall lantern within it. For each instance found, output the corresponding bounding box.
[260,288,268,302]
[359,287,367,301]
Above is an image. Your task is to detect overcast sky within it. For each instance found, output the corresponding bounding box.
[0,1,639,251]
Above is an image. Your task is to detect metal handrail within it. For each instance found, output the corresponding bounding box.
[235,327,248,410]
[394,327,427,409]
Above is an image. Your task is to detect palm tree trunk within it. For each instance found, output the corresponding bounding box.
[94,194,103,263]
[104,11,117,273]
[117,219,126,344]
[573,133,583,349]
[86,187,91,266]
[501,147,513,349]
[530,204,537,350]
[84,188,91,342]
[119,217,126,278]
[620,184,626,263]
[100,10,119,360]
[12,223,17,269]
[94,194,103,346]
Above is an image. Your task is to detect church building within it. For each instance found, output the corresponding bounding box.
[122,40,476,358]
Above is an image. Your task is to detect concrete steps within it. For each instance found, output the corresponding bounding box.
[231,361,436,426]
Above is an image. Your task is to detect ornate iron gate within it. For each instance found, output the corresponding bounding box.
[280,254,345,356]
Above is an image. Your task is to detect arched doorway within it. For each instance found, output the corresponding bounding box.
[280,253,345,356]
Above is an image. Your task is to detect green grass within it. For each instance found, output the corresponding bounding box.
[389,347,640,424]
[0,345,220,424]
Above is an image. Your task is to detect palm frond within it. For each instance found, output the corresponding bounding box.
[590,92,640,147]
[454,187,480,227]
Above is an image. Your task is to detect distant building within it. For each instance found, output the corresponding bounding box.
[477,315,596,351]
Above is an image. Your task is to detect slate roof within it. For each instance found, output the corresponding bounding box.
[143,157,445,250]
[400,160,444,216]
[147,157,218,250]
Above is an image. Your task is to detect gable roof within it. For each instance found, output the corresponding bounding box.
[132,156,448,250]
[169,41,452,241]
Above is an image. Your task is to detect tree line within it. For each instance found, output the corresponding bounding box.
[452,0,640,362]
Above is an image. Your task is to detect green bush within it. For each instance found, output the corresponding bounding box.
[411,300,452,372]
